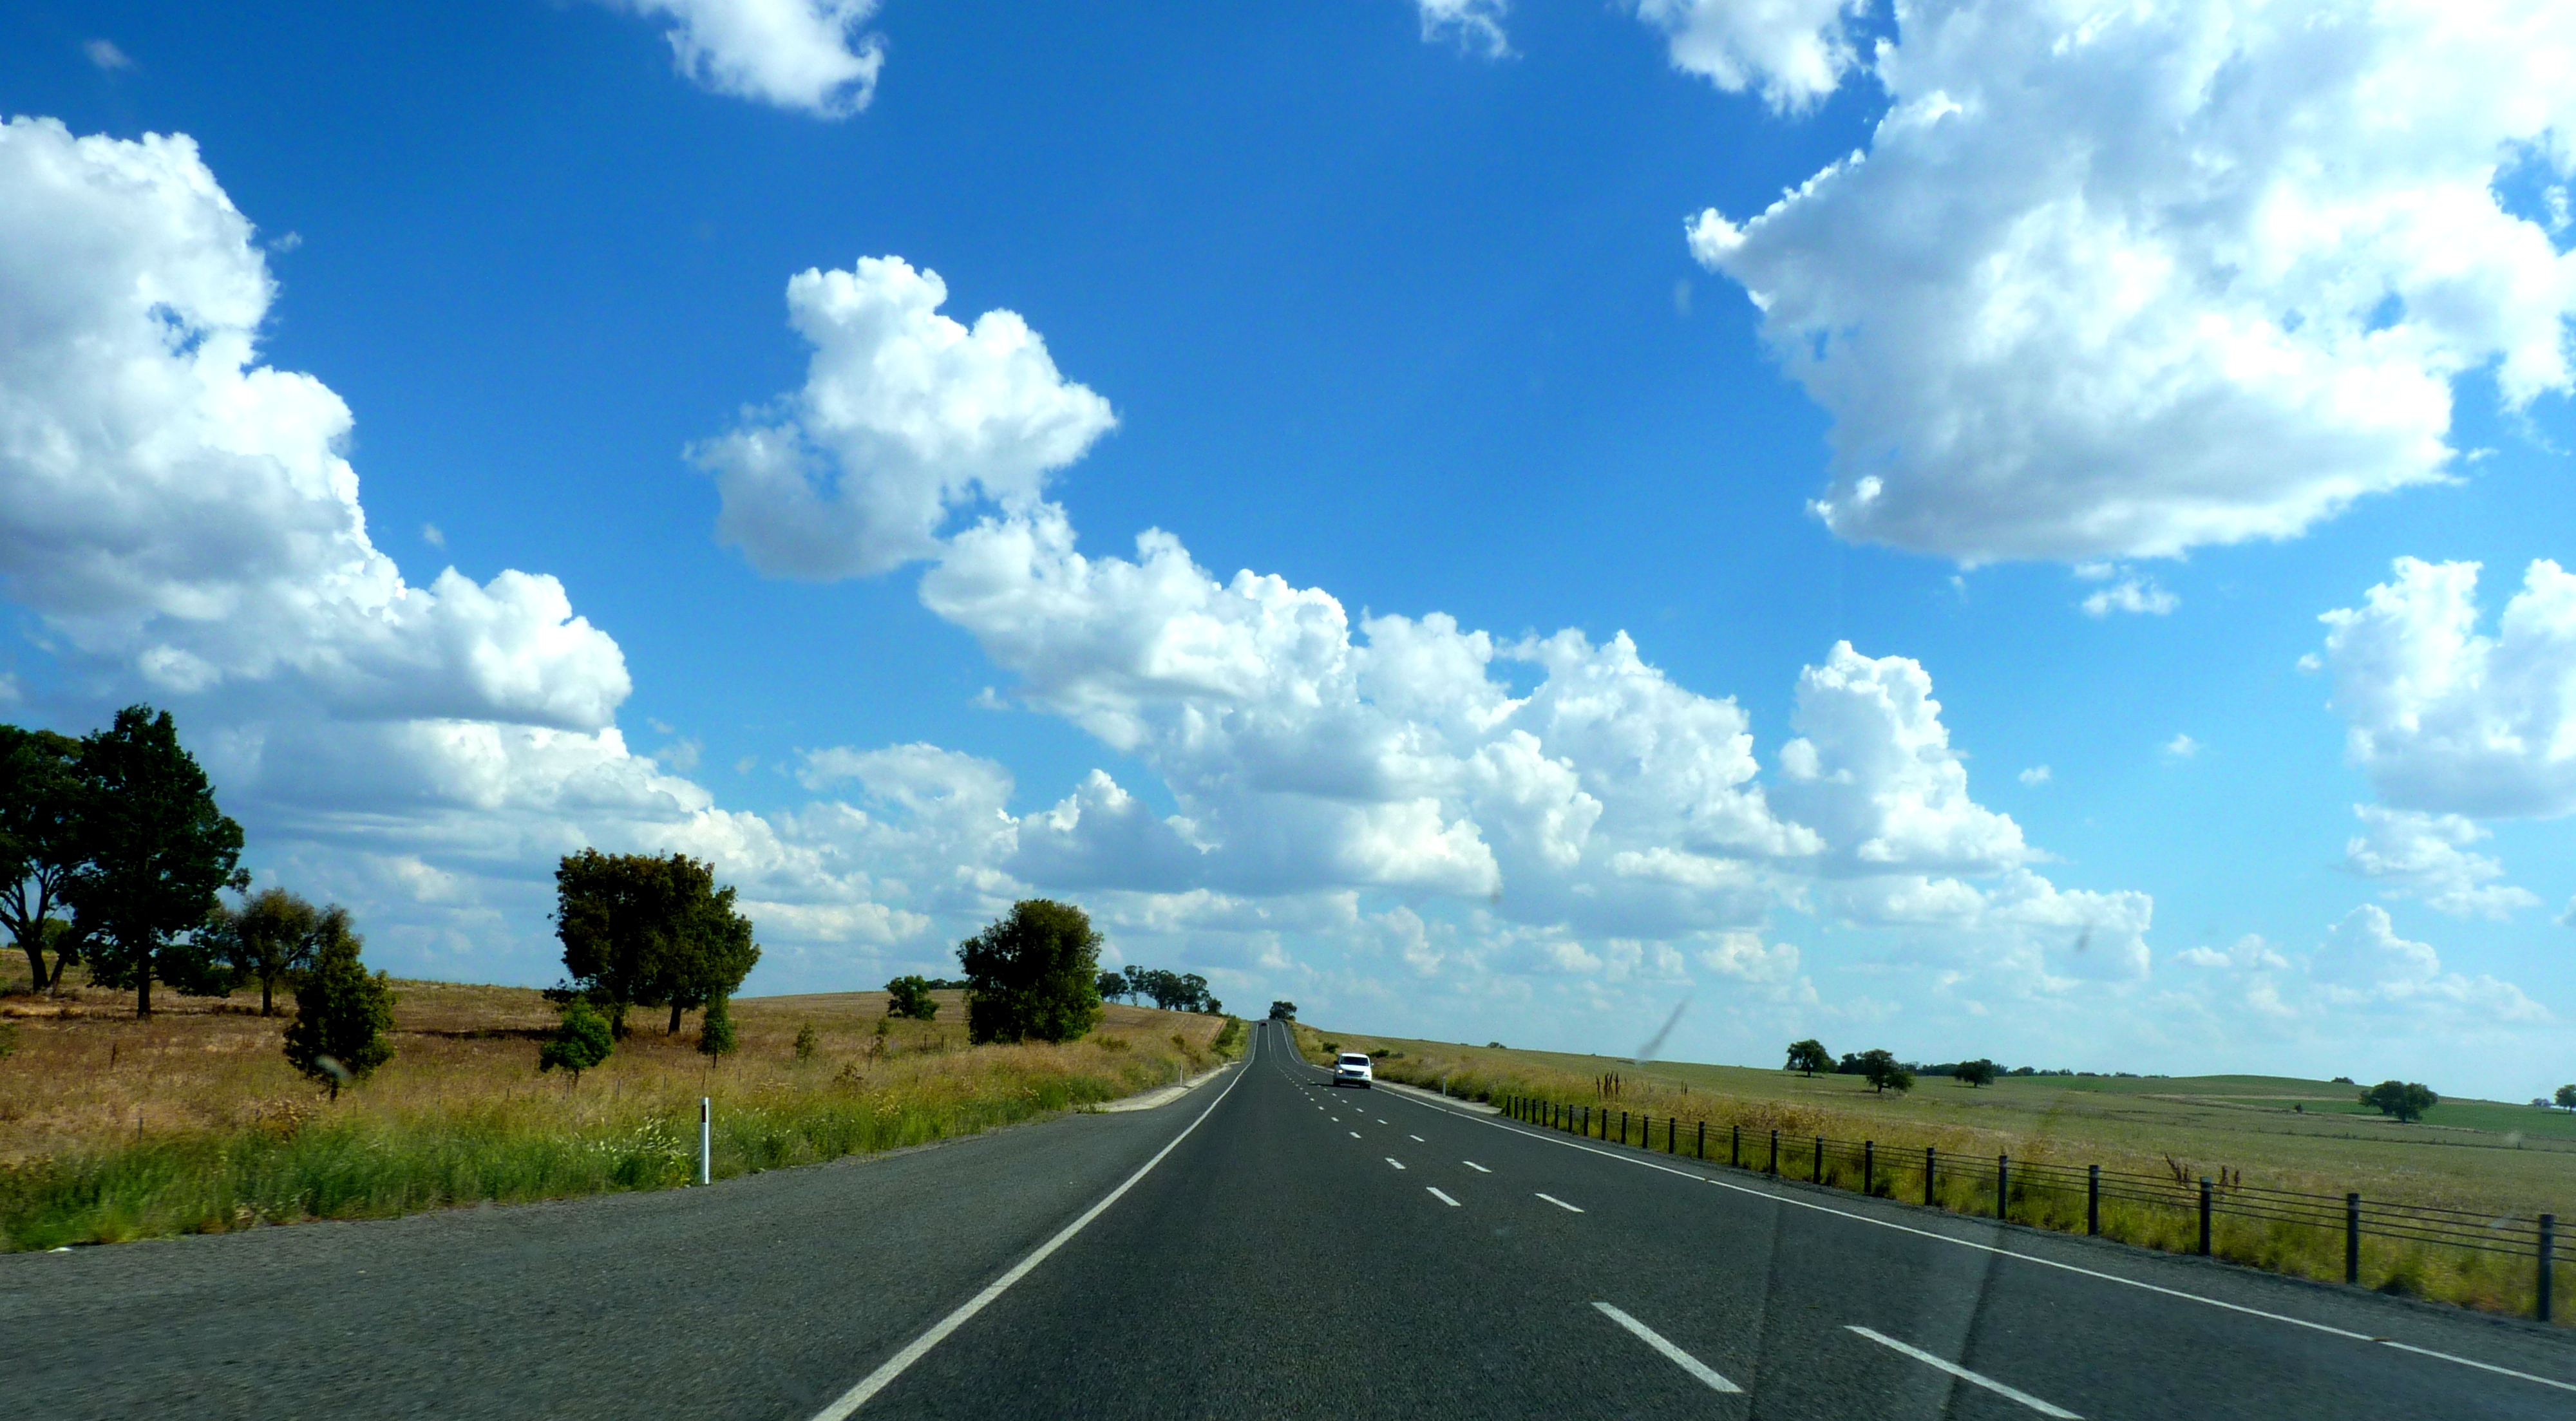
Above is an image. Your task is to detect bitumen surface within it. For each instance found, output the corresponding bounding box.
[8,1019,2572,1418]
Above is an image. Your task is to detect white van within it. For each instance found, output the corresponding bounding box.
[1332,1052,1374,1088]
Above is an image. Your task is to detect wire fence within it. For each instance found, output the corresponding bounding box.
[1497,1093,2563,1323]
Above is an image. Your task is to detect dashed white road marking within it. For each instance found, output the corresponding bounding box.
[1426,1187,1461,1207]
[1385,1157,1406,1170]
[1593,1303,1742,1395]
[1349,1131,1361,1138]
[1463,1161,1491,1173]
[1844,1326,2081,1418]
[1409,1134,1425,1142]
[1535,1192,1584,1213]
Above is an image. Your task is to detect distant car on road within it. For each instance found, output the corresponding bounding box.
[1331,1052,1374,1088]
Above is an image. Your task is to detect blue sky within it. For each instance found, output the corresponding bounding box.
[3,0,2571,1099]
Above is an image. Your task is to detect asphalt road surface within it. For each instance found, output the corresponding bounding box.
[9,1019,2572,1418]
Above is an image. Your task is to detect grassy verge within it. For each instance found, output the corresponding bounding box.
[0,979,1233,1250]
[1290,1022,2573,1326]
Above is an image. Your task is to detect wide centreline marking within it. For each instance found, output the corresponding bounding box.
[1846,1326,2080,1418]
[1593,1302,1742,1395]
[807,1022,1256,1419]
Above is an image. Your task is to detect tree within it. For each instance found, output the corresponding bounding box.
[555,850,759,1037]
[1122,965,1148,1004]
[64,706,244,1017]
[539,998,614,1085]
[1857,1048,1914,1095]
[1785,1039,1832,1077]
[1269,1001,1296,1021]
[1955,1058,2000,1087]
[698,992,737,1060]
[0,726,86,993]
[2556,1084,2576,1112]
[281,912,393,1100]
[958,899,1104,1044]
[209,888,323,1017]
[2360,1080,2438,1122]
[886,974,938,1020]
[1097,970,1127,1003]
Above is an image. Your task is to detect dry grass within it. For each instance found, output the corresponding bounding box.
[0,973,1235,1250]
[1290,1022,2574,1325]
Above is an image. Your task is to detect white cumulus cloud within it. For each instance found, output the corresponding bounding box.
[1632,0,1866,112]
[2344,804,2540,919]
[607,0,886,117]
[699,256,1116,579]
[1689,0,2576,563]
[2320,556,2576,819]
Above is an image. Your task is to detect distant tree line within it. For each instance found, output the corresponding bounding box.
[1784,1037,2173,1085]
[1099,964,1222,1014]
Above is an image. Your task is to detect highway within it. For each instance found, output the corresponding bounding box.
[8,1018,2572,1418]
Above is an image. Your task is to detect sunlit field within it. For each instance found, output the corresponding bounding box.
[0,975,1236,1250]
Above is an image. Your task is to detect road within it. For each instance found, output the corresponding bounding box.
[7,1018,2571,1418]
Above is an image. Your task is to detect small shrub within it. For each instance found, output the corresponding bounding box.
[281,914,395,1100]
[538,999,614,1085]
[1096,1035,1129,1051]
[698,993,737,1060]
[793,1022,819,1061]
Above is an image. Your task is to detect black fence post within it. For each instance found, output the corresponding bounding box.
[1622,1111,1630,1146]
[1667,1117,1676,1154]
[1997,1155,2009,1221]
[1697,1120,1706,1160]
[2345,1194,2360,1285]
[2199,1177,2213,1256]
[1731,1124,1740,1168]
[2541,1214,2555,1323]
[2087,1164,2099,1236]
[1814,1136,1824,1184]
[1924,1146,1937,1207]
[1769,1129,1779,1176]
[1864,1141,1874,1198]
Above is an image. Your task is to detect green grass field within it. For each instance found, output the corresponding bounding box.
[1289,1023,2575,1324]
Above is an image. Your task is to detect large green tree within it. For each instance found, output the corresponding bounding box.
[0,726,85,993]
[1856,1048,1915,1095]
[281,910,394,1099]
[63,706,243,1017]
[555,850,759,1037]
[2360,1080,2437,1122]
[958,899,1104,1045]
[1784,1038,1832,1077]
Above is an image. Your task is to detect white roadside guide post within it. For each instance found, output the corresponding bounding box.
[699,1097,712,1186]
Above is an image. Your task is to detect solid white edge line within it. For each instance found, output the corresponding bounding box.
[1535,1192,1585,1213]
[1845,1325,2080,1418]
[1427,1187,1460,1206]
[1593,1301,1743,1394]
[1463,1161,1490,1173]
[808,1022,1256,1420]
[1444,1102,2576,1397]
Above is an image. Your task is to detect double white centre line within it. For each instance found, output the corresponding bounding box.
[1845,1326,2081,1418]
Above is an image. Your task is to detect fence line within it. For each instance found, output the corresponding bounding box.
[1497,1092,2562,1323]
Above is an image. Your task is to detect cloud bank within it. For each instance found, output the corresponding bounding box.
[607,0,886,117]
[1685,0,2576,563]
